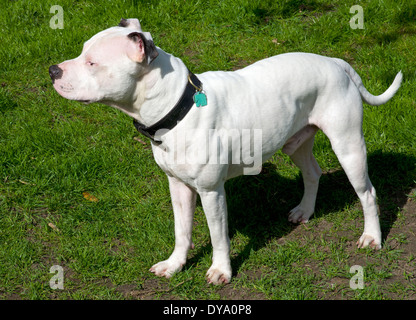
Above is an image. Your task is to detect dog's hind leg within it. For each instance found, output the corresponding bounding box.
[321,113,382,249]
[284,126,322,223]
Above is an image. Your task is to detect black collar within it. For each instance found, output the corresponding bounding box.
[133,72,202,144]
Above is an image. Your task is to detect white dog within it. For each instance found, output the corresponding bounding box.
[50,18,402,284]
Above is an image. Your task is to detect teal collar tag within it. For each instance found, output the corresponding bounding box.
[193,91,207,107]
[188,73,207,107]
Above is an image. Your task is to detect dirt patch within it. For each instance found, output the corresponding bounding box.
[216,270,267,300]
[116,273,267,300]
[117,278,182,300]
[216,284,266,300]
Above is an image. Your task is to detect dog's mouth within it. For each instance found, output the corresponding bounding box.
[53,81,93,104]
[57,84,74,93]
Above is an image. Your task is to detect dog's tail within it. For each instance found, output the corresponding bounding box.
[333,58,403,106]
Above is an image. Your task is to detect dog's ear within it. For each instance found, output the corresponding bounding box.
[127,32,158,65]
[119,18,142,31]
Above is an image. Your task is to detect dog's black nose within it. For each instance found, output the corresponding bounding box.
[49,65,63,82]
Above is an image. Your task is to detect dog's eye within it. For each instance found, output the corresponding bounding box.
[87,61,96,66]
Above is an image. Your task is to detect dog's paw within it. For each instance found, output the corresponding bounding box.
[288,205,313,224]
[206,266,231,285]
[149,259,184,278]
[357,233,382,250]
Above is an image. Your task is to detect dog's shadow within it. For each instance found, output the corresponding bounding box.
[187,151,415,276]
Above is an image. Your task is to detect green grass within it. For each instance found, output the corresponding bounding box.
[1,0,416,300]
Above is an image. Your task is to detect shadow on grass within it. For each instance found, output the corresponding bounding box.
[187,150,415,276]
[368,151,416,241]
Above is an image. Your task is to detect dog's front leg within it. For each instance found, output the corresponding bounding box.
[150,176,196,278]
[199,184,232,284]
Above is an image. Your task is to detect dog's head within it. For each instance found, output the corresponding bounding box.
[49,18,158,104]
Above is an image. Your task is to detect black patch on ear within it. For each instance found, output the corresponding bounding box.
[128,32,159,65]
[118,18,128,27]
